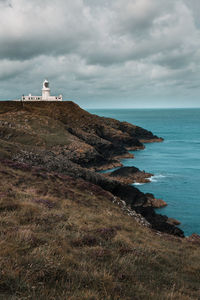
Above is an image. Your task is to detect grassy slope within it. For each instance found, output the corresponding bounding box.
[0,101,106,128]
[0,101,159,143]
[0,162,200,300]
[0,105,94,165]
[0,102,199,299]
[0,102,162,172]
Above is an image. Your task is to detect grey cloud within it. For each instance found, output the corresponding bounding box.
[79,0,199,68]
[153,49,198,70]
[0,0,199,108]
[184,0,200,25]
[0,59,29,81]
[0,0,93,60]
[112,0,173,35]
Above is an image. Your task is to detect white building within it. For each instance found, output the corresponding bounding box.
[20,80,63,101]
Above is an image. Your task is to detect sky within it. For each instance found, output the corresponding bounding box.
[0,0,200,108]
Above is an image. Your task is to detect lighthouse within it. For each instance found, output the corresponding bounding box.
[18,80,63,101]
[42,79,50,100]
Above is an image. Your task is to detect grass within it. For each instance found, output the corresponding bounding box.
[0,102,199,299]
[0,110,73,149]
[0,104,97,169]
[0,161,200,299]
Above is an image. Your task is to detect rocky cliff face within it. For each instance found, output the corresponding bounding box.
[0,101,183,236]
[0,101,162,169]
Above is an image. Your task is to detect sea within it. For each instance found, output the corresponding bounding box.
[88,108,200,236]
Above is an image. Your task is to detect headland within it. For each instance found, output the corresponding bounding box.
[1,101,200,299]
[0,101,179,234]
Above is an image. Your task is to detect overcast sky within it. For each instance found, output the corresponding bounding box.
[0,0,200,108]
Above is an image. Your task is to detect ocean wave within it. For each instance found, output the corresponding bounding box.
[150,174,166,182]
[133,182,145,186]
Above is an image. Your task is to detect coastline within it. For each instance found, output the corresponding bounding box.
[100,141,176,215]
[89,108,200,237]
[89,120,186,233]
[0,101,184,237]
[2,103,200,298]
[93,108,200,237]
[92,137,164,172]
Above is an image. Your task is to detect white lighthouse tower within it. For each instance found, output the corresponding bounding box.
[42,79,50,100]
[18,80,63,101]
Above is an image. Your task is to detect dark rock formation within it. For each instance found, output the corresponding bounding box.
[0,101,162,170]
[167,218,181,226]
[145,193,167,208]
[106,166,153,184]
[134,206,184,237]
[0,101,183,237]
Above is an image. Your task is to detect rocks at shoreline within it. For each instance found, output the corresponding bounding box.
[105,166,153,184]
[145,193,167,208]
[167,218,181,226]
[133,206,184,237]
[0,101,184,237]
[104,167,168,209]
[0,101,162,170]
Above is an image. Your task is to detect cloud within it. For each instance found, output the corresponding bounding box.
[0,0,93,60]
[0,0,199,107]
[0,59,29,80]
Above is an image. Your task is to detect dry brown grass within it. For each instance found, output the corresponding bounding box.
[0,162,200,300]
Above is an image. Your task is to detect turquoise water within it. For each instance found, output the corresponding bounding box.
[89,108,200,236]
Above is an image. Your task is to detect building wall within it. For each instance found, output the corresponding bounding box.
[18,80,63,101]
[21,96,63,101]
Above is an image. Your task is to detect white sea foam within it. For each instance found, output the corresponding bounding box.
[149,174,166,182]
[133,182,145,186]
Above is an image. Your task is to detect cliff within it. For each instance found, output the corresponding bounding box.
[0,148,199,300]
[0,101,162,170]
[0,101,199,299]
[0,101,182,235]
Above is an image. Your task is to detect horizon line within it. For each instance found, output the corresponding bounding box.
[86,107,200,110]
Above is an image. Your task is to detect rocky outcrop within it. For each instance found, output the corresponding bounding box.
[7,150,184,237]
[10,151,147,208]
[167,218,181,226]
[145,193,167,208]
[0,102,184,237]
[0,101,162,170]
[105,168,167,208]
[134,206,184,237]
[105,166,153,184]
